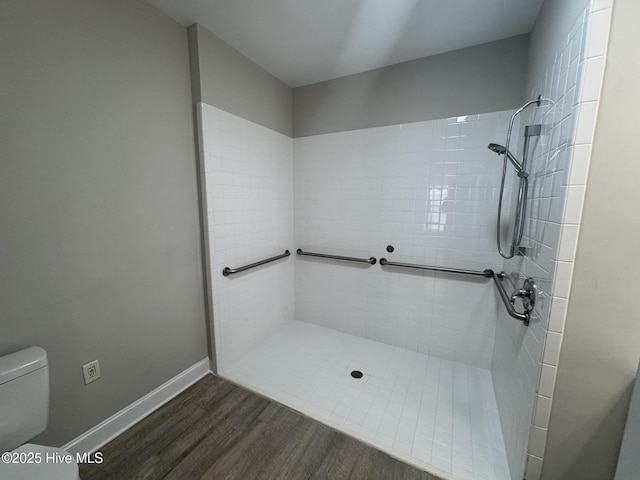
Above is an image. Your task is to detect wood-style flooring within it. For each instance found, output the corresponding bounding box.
[80,374,442,480]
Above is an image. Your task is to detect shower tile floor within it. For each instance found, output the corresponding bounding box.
[223,321,511,480]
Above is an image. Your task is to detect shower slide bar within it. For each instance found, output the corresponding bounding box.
[379,258,531,325]
[222,250,290,277]
[296,249,377,265]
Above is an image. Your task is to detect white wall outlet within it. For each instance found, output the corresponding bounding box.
[82,360,101,385]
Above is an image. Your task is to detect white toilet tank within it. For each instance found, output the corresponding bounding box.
[0,347,49,453]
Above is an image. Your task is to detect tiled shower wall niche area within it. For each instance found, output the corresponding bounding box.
[197,103,294,373]
[294,112,515,368]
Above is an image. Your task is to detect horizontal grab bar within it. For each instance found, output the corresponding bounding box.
[296,249,377,265]
[379,258,530,325]
[222,250,290,277]
[491,272,530,326]
[379,258,493,278]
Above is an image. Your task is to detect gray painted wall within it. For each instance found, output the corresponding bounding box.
[541,0,640,478]
[616,361,640,480]
[292,34,529,137]
[188,24,293,137]
[0,0,208,446]
[525,0,591,98]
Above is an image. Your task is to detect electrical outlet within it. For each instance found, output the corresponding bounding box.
[82,360,101,385]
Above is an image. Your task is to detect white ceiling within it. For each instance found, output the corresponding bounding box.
[148,0,544,88]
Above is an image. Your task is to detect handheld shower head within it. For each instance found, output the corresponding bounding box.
[487,143,523,172]
[488,143,506,155]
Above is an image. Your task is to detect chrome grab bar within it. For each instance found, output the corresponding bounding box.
[379,258,493,278]
[490,272,531,326]
[296,249,377,265]
[222,250,290,277]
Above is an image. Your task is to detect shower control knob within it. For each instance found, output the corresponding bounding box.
[510,277,537,313]
[522,278,537,312]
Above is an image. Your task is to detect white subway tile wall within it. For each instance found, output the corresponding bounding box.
[197,103,295,373]
[490,1,613,479]
[294,112,514,368]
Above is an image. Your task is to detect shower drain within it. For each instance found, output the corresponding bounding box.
[350,370,363,379]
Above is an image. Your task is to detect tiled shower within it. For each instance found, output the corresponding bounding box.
[294,114,511,368]
[197,1,612,480]
[493,2,612,478]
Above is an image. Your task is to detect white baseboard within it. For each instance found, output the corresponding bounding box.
[62,358,211,454]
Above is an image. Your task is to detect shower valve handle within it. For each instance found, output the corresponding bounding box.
[510,289,529,305]
[509,278,537,313]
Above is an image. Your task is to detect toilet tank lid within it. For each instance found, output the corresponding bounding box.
[0,347,48,385]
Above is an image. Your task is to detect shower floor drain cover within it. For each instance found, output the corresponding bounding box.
[350,370,363,379]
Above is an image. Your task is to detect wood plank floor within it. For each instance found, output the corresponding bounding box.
[80,374,443,480]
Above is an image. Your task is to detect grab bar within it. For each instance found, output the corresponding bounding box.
[379,258,493,278]
[379,258,530,325]
[490,272,530,326]
[222,250,290,277]
[296,249,377,265]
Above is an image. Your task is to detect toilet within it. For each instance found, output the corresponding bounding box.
[0,347,80,479]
